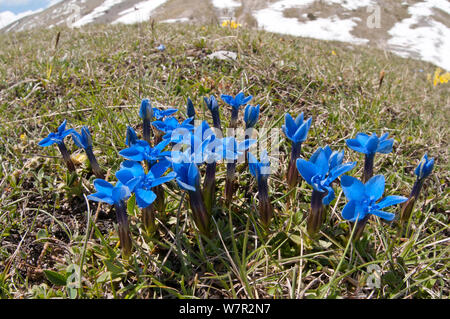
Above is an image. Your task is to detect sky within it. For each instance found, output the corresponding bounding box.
[0,0,61,14]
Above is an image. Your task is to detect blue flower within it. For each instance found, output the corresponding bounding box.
[204,95,219,112]
[119,139,171,164]
[71,126,93,150]
[157,44,166,51]
[244,104,260,129]
[126,126,138,146]
[187,97,195,122]
[152,107,178,120]
[414,153,434,180]
[346,132,393,155]
[248,150,271,179]
[116,160,176,208]
[221,92,253,110]
[87,179,131,206]
[38,119,76,147]
[213,136,256,163]
[282,113,312,144]
[139,99,153,121]
[152,116,194,142]
[297,146,357,205]
[341,175,407,222]
[171,154,201,192]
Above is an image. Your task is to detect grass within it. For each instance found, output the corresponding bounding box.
[0,21,448,299]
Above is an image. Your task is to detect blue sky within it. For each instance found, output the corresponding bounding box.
[0,0,61,14]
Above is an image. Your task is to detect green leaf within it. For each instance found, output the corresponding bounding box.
[43,270,67,286]
[36,229,48,240]
[127,194,136,217]
[96,271,111,283]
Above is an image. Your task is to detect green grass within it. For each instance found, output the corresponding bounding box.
[0,22,448,299]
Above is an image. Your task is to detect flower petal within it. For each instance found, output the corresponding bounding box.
[364,175,385,201]
[296,158,318,184]
[135,188,157,208]
[87,192,114,205]
[376,195,407,209]
[93,179,114,197]
[370,209,395,221]
[346,138,367,154]
[342,200,357,221]
[341,175,365,202]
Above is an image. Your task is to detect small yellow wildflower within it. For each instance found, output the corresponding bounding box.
[20,133,27,141]
[221,20,241,29]
[331,50,337,56]
[432,67,450,86]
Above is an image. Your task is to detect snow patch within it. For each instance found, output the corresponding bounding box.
[72,0,125,27]
[113,0,168,25]
[254,0,368,45]
[211,0,241,9]
[388,0,450,71]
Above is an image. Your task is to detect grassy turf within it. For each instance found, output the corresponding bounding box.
[0,22,448,299]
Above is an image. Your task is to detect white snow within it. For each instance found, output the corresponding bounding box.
[113,0,168,25]
[388,0,450,71]
[161,17,190,23]
[325,0,375,10]
[211,0,241,9]
[72,0,124,27]
[254,0,368,45]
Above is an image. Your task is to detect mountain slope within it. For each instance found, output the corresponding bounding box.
[1,0,449,71]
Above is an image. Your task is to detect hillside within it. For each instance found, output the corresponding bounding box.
[0,21,448,299]
[1,0,450,72]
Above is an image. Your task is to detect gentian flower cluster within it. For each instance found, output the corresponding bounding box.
[296,146,356,236]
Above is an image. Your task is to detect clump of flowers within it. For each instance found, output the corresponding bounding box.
[432,68,450,86]
[297,146,356,236]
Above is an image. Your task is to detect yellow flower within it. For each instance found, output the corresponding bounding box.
[331,50,337,56]
[432,67,450,86]
[20,133,27,141]
[221,20,241,29]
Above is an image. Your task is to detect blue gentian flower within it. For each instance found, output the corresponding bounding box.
[297,146,357,205]
[346,132,393,155]
[152,107,178,120]
[341,174,407,239]
[414,153,434,180]
[126,126,138,146]
[401,153,435,222]
[244,104,260,129]
[119,139,171,167]
[71,126,104,178]
[297,146,357,236]
[282,113,312,145]
[282,112,312,190]
[38,119,76,172]
[152,116,194,142]
[116,160,176,209]
[38,119,76,147]
[87,179,132,257]
[248,151,273,227]
[139,99,153,121]
[221,92,253,110]
[221,92,253,128]
[157,44,166,51]
[187,97,195,124]
[204,95,222,131]
[346,132,394,182]
[171,153,210,236]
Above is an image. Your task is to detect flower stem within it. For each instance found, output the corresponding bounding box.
[142,205,156,236]
[85,147,104,179]
[307,189,326,237]
[225,161,236,205]
[287,142,302,189]
[353,215,370,241]
[257,176,273,228]
[203,162,216,216]
[57,141,75,172]
[400,178,424,222]
[363,153,375,183]
[188,189,210,237]
[143,118,152,146]
[114,201,132,259]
